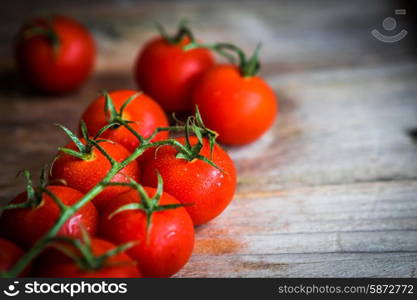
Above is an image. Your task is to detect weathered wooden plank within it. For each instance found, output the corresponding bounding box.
[182,181,417,276]
[175,253,417,277]
[191,181,417,256]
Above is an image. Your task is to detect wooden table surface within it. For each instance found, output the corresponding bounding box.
[1,0,417,277]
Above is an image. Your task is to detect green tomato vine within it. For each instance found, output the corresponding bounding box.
[0,97,219,278]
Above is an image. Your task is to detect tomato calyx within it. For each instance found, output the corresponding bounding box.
[48,228,137,271]
[185,42,261,77]
[56,121,114,161]
[106,173,184,234]
[155,20,195,45]
[22,21,60,53]
[0,167,67,211]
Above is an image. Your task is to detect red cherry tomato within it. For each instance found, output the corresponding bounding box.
[81,90,168,152]
[134,36,214,113]
[50,139,140,210]
[141,136,237,225]
[192,65,278,145]
[36,238,141,278]
[0,186,97,248]
[0,238,31,276]
[15,15,95,94]
[99,187,195,278]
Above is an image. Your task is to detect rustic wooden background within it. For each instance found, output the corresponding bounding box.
[1,0,417,277]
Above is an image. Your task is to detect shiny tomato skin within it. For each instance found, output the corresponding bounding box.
[36,238,141,278]
[0,238,31,276]
[50,139,140,210]
[192,65,278,145]
[15,15,95,94]
[0,186,98,248]
[141,136,237,225]
[99,187,194,278]
[134,37,214,113]
[81,90,168,152]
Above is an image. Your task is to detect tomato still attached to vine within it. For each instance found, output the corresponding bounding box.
[189,43,278,145]
[50,123,140,210]
[141,111,237,225]
[0,171,98,248]
[81,90,168,152]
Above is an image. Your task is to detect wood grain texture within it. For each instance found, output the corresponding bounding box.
[0,0,417,277]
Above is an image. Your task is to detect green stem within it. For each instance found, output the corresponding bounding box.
[119,120,145,144]
[184,42,261,77]
[145,126,184,143]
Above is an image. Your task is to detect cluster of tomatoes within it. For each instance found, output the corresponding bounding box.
[0,15,278,278]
